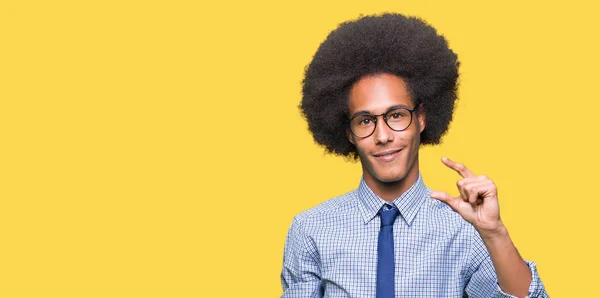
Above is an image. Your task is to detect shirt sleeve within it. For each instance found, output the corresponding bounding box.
[280,216,323,298]
[465,229,549,298]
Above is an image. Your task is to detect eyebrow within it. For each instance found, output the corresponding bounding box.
[350,104,413,118]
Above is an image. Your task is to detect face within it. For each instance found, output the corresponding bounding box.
[347,73,426,186]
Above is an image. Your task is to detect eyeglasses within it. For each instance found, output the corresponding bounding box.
[348,106,417,138]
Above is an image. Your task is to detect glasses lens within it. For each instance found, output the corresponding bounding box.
[385,108,412,131]
[350,115,376,137]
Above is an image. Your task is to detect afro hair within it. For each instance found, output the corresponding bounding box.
[300,13,460,159]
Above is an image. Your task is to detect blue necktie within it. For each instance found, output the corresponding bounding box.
[376,205,400,298]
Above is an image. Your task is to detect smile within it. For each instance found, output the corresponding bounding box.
[372,149,402,162]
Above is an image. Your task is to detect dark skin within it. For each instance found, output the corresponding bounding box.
[347,73,532,298]
[432,158,532,297]
[346,74,425,202]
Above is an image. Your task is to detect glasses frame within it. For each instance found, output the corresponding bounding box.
[348,106,418,138]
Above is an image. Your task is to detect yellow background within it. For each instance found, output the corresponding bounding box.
[1,0,598,297]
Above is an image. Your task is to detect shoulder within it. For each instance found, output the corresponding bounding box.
[290,189,358,230]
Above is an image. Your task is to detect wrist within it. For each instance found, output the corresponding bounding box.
[478,221,509,242]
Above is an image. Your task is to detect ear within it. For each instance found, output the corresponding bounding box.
[417,104,426,133]
[346,128,356,145]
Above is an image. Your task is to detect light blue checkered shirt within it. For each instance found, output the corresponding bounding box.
[281,174,547,297]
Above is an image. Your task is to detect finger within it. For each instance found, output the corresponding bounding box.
[430,190,463,212]
[456,179,469,202]
[463,180,494,205]
[467,184,484,205]
[456,177,483,202]
[441,157,475,178]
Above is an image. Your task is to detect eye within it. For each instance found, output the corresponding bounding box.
[359,118,372,125]
[353,115,376,126]
[386,108,409,121]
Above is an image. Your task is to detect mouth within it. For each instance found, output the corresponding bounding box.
[372,149,402,162]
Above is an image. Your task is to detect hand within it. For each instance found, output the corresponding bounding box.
[430,157,505,236]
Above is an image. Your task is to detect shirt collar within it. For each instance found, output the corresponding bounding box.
[357,173,427,226]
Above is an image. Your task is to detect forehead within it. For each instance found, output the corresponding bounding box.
[348,73,413,114]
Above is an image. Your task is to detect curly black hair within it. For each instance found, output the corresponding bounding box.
[300,13,460,159]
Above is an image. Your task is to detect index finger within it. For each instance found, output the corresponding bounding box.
[441,157,475,178]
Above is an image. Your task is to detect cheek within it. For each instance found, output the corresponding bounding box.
[399,132,420,159]
[354,138,371,153]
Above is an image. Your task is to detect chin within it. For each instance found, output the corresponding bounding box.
[375,171,407,183]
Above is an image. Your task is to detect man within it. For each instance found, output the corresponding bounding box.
[281,13,548,297]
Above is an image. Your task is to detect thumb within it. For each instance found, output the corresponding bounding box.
[430,190,461,212]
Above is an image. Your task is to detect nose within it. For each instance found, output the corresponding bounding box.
[373,116,394,144]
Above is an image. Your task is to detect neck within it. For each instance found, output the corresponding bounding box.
[363,161,420,202]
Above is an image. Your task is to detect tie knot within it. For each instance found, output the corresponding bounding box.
[379,205,399,226]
